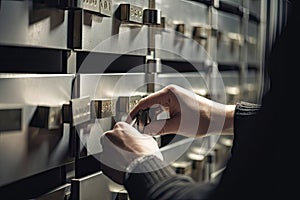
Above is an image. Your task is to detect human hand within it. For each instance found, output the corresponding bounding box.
[100,122,162,184]
[127,84,235,137]
[127,85,206,137]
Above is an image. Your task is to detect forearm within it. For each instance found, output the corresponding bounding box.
[200,100,260,137]
[197,95,236,136]
[221,104,236,135]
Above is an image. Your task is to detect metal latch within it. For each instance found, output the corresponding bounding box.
[62,96,91,158]
[91,99,116,119]
[118,4,144,24]
[30,106,62,130]
[63,96,91,126]
[174,23,185,35]
[143,9,161,25]
[82,0,112,17]
[116,95,142,114]
[114,95,142,122]
[130,107,170,134]
[192,25,210,40]
[145,56,162,73]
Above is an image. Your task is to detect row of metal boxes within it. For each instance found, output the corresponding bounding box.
[0,0,264,102]
[0,0,265,199]
[0,0,263,105]
[0,0,262,64]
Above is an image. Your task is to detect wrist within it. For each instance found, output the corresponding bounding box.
[125,155,149,181]
[124,155,163,181]
[223,104,236,134]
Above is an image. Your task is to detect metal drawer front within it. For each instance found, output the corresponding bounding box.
[214,11,242,65]
[0,74,75,187]
[0,1,68,49]
[80,0,148,55]
[247,22,259,66]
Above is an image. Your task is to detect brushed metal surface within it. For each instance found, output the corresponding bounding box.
[214,11,242,64]
[0,1,68,49]
[81,0,211,59]
[249,0,261,17]
[71,171,110,200]
[220,0,243,7]
[156,72,210,96]
[76,73,147,99]
[0,74,75,187]
[0,105,22,132]
[213,10,241,33]
[156,0,210,61]
[245,70,260,103]
[0,74,74,105]
[220,71,240,104]
[35,183,71,200]
[247,21,259,65]
[81,0,149,55]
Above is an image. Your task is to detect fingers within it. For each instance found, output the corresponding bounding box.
[101,123,126,147]
[102,122,146,147]
[143,116,180,136]
[126,88,171,123]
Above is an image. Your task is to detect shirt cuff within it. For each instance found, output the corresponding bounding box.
[124,155,176,199]
[124,155,158,181]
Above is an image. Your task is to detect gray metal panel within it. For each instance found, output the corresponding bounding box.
[247,22,259,65]
[220,0,243,7]
[81,0,149,55]
[157,0,208,35]
[0,74,74,105]
[216,35,242,64]
[71,171,130,200]
[214,10,241,33]
[249,0,261,17]
[245,70,259,103]
[81,0,211,60]
[156,72,210,96]
[248,21,258,37]
[77,73,147,99]
[81,0,210,59]
[155,33,212,62]
[155,0,210,61]
[156,71,238,105]
[82,23,149,55]
[214,11,242,64]
[0,1,68,49]
[220,71,240,104]
[71,172,111,200]
[0,74,75,186]
[35,184,71,200]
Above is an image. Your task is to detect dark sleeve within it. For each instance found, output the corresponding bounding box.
[231,101,260,155]
[124,155,216,200]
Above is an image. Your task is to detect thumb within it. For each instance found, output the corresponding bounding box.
[143,116,180,136]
